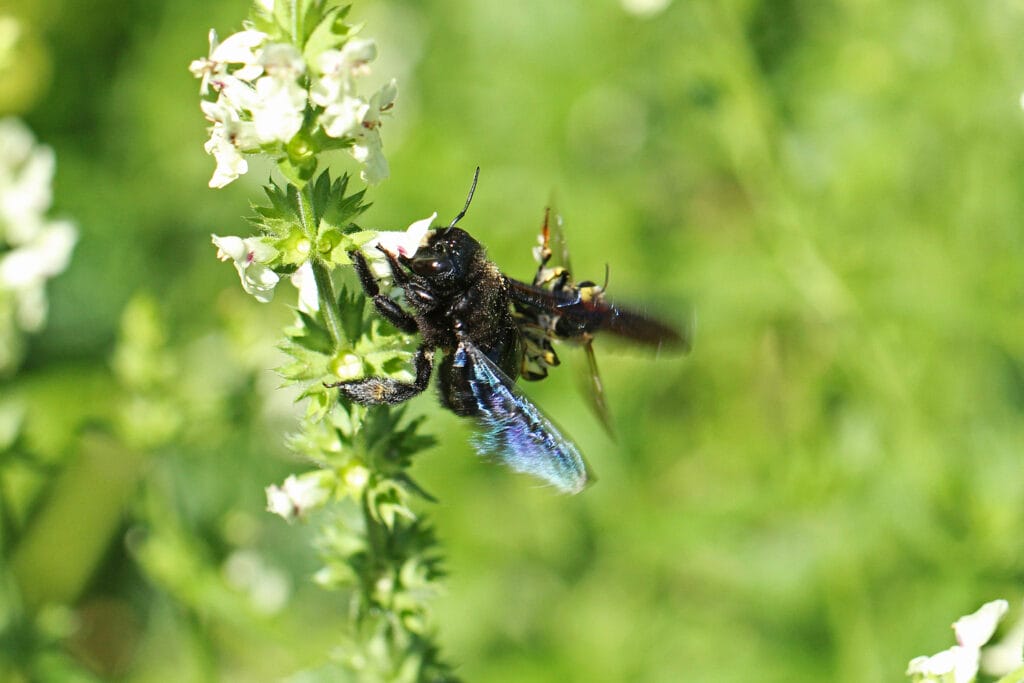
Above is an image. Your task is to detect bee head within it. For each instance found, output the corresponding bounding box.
[402,227,484,290]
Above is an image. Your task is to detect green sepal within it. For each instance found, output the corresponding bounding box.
[277,153,318,189]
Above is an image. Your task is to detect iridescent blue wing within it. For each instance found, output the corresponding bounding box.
[453,339,591,494]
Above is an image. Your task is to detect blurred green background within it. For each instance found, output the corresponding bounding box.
[3,0,1024,680]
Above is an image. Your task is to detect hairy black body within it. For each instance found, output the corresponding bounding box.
[338,227,523,417]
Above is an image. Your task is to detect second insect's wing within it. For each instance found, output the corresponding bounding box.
[453,339,591,494]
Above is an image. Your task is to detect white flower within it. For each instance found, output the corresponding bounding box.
[203,130,249,189]
[290,262,319,313]
[956,600,1008,649]
[189,29,268,94]
[0,118,56,244]
[316,93,367,139]
[907,646,983,683]
[351,131,389,185]
[212,30,268,67]
[192,32,308,186]
[259,42,304,80]
[208,74,260,114]
[363,212,435,279]
[907,600,1010,683]
[982,609,1024,678]
[0,119,77,343]
[201,100,259,188]
[250,75,306,144]
[309,39,396,184]
[316,39,378,83]
[0,221,76,286]
[211,234,280,302]
[352,80,397,184]
[266,472,333,521]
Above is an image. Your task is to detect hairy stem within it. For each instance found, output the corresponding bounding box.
[296,184,346,349]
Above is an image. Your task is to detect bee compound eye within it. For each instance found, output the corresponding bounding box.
[410,256,453,277]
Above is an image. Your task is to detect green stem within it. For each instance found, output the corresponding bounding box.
[360,488,387,577]
[311,260,345,350]
[296,184,346,350]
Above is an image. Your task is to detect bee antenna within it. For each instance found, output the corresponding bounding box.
[602,263,610,291]
[448,166,480,228]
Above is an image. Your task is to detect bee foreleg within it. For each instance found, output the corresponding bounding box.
[349,250,419,334]
[327,346,434,405]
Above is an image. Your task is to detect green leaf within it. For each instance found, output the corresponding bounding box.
[303,5,353,71]
[294,310,335,354]
[316,173,370,235]
[336,285,366,342]
[249,179,300,238]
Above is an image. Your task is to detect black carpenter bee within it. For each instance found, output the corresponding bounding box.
[329,171,690,493]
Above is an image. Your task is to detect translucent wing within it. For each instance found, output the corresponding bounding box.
[582,341,614,438]
[453,339,590,494]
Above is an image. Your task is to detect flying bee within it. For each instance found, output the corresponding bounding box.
[510,206,690,434]
[328,170,690,494]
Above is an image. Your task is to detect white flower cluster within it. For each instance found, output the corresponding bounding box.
[0,118,76,370]
[189,28,397,188]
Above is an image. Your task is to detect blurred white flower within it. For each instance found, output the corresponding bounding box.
[258,42,304,80]
[982,603,1024,678]
[0,15,21,71]
[907,600,1009,683]
[211,234,280,302]
[222,549,291,614]
[266,471,333,521]
[955,600,1008,649]
[0,118,77,370]
[0,220,76,330]
[620,0,672,18]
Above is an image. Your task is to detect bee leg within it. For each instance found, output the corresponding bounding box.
[327,346,434,405]
[349,249,418,334]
